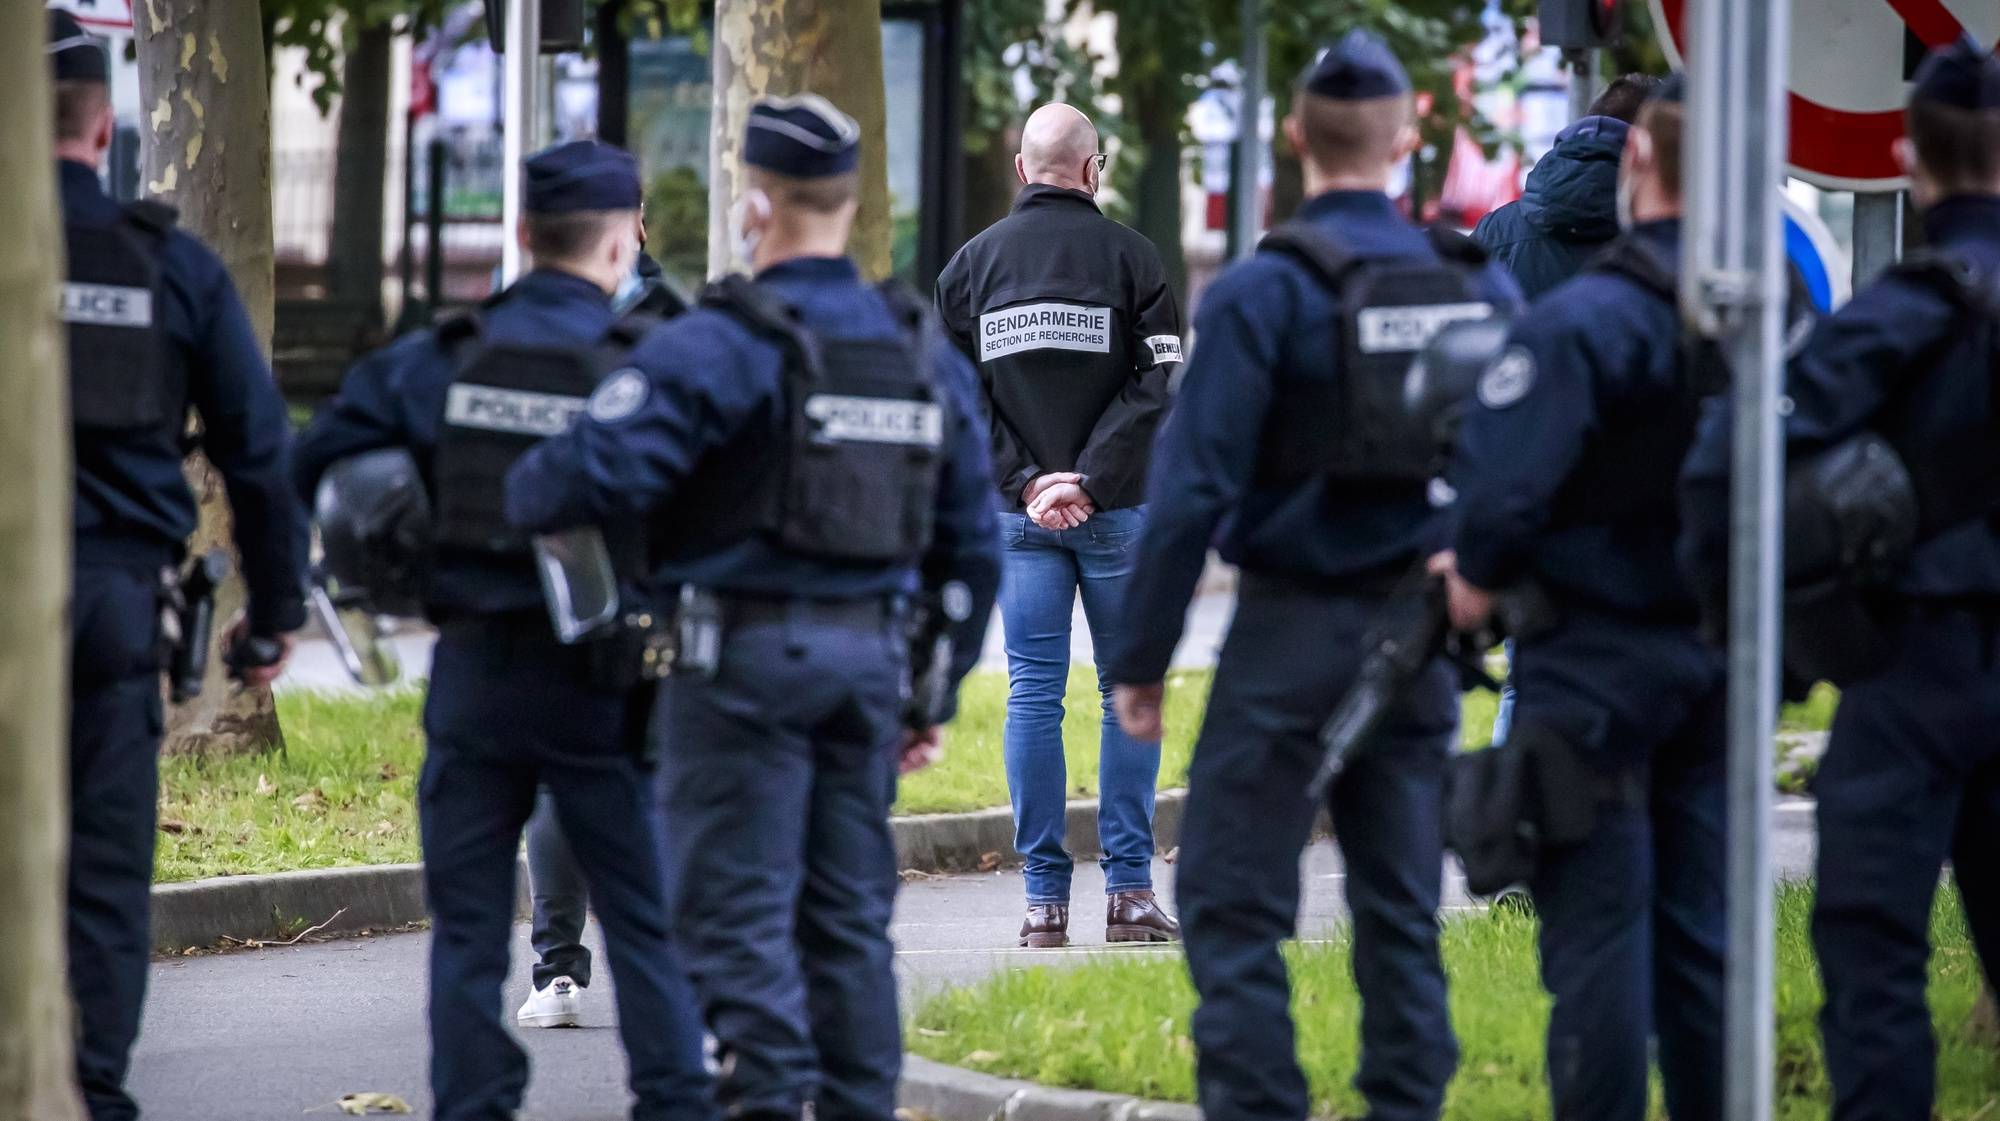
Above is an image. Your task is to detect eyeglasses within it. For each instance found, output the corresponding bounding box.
[1090,153,1109,173]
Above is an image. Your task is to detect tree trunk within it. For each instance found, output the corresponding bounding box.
[708,0,891,279]
[1129,104,1188,305]
[0,5,89,1115]
[137,0,287,756]
[960,127,1020,243]
[328,20,393,319]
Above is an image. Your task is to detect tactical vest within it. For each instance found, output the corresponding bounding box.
[431,311,657,557]
[695,275,945,564]
[1871,250,2000,539]
[64,200,179,432]
[1255,223,1496,486]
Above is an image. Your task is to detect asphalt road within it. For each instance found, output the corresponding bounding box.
[130,810,1818,1121]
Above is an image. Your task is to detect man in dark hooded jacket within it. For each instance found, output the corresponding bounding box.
[1473,74,1661,298]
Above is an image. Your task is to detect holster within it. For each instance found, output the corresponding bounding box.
[1444,718,1640,897]
[584,609,674,693]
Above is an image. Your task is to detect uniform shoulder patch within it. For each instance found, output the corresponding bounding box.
[1477,346,1536,409]
[587,368,650,423]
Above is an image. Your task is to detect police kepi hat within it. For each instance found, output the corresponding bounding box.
[1911,35,2000,110]
[1300,30,1410,101]
[744,94,861,178]
[48,8,109,84]
[523,140,642,214]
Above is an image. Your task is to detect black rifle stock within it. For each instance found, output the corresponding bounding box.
[1310,574,1551,800]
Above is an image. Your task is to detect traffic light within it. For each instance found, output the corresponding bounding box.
[484,0,587,54]
[1539,0,1621,49]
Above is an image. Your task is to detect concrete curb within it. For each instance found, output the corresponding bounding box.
[150,791,1186,952]
[898,1055,1202,1121]
[896,790,1184,873]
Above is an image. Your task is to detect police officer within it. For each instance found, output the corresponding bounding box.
[1437,76,1725,1121]
[1107,35,1521,1121]
[49,13,310,1120]
[934,102,1184,948]
[292,141,713,1121]
[503,94,1001,1121]
[1681,39,2000,1121]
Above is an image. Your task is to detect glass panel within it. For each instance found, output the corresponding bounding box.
[627,18,929,288]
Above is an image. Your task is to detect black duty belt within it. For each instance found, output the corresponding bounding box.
[717,593,897,630]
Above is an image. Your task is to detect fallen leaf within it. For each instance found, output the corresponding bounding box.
[961,1050,1002,1066]
[976,851,1001,873]
[157,818,196,835]
[291,789,325,810]
[374,820,397,835]
[377,762,399,782]
[255,773,276,796]
[337,1091,413,1115]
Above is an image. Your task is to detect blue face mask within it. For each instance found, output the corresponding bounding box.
[611,253,647,313]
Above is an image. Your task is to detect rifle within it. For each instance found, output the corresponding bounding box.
[166,551,229,703]
[1308,569,1553,800]
[904,580,975,731]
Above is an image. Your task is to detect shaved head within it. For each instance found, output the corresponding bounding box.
[1017,104,1101,192]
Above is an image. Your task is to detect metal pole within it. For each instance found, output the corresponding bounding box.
[1682,0,1789,1110]
[425,138,446,317]
[1851,190,1905,287]
[500,0,541,285]
[1228,0,1265,261]
[1566,48,1596,123]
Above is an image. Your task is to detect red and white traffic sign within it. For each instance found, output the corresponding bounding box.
[48,0,133,34]
[1650,0,1998,190]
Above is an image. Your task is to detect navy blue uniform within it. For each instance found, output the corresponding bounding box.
[505,256,1001,1121]
[1107,189,1521,1121]
[61,158,309,1121]
[293,269,713,1121]
[1454,219,1725,1121]
[1682,194,2000,1121]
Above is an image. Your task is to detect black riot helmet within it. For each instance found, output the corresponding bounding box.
[1783,432,1919,588]
[1404,316,1514,477]
[315,448,433,618]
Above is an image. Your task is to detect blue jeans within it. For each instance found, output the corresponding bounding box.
[1492,639,1516,745]
[999,506,1160,905]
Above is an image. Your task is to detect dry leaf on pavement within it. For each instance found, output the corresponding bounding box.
[337,1091,413,1115]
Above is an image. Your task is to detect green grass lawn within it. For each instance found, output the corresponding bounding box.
[908,883,2000,1120]
[154,667,1842,883]
[156,669,1208,882]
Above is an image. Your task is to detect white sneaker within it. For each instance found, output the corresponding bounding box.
[516,975,583,1028]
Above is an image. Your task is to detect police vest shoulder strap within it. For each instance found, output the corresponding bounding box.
[433,309,483,352]
[1257,220,1361,290]
[1426,225,1490,268]
[603,310,662,351]
[700,273,824,378]
[1587,235,1676,303]
[120,198,178,242]
[874,279,934,358]
[1893,250,2000,320]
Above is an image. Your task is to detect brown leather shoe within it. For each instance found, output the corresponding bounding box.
[1106,890,1180,943]
[1019,904,1069,948]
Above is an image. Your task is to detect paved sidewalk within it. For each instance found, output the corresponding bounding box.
[129,811,1817,1121]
